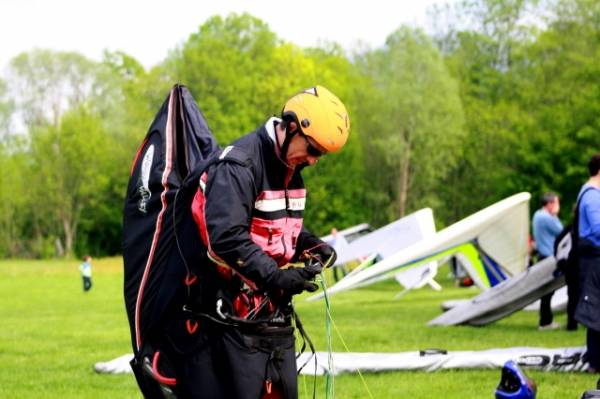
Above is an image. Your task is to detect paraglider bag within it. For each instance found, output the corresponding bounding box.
[123,84,219,398]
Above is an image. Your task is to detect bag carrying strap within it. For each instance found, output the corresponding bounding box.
[573,187,595,248]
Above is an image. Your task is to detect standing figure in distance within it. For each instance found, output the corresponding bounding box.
[80,255,93,292]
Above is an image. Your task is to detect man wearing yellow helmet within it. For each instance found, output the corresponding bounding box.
[280,85,350,158]
[162,86,349,399]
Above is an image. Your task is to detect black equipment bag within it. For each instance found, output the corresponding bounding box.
[554,187,595,272]
[123,84,219,360]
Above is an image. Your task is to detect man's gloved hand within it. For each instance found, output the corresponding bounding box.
[267,267,319,296]
[311,244,337,268]
[301,243,337,269]
[297,233,337,268]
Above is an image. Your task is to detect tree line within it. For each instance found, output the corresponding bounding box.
[0,0,598,259]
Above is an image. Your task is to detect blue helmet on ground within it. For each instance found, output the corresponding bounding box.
[495,360,537,399]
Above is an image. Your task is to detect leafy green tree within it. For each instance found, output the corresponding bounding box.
[430,0,541,222]
[0,137,29,257]
[357,26,465,225]
[514,0,600,219]
[8,49,101,129]
[28,108,112,257]
[165,13,317,144]
[0,79,14,138]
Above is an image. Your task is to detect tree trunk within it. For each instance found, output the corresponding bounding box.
[398,147,411,217]
[54,237,64,257]
[63,217,73,258]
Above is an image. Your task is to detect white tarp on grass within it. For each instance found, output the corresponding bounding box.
[297,347,588,376]
[95,346,588,376]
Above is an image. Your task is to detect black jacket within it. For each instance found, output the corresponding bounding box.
[191,118,320,291]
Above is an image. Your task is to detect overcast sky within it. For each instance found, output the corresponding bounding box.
[0,0,451,71]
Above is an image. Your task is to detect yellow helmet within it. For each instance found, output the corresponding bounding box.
[282,85,350,153]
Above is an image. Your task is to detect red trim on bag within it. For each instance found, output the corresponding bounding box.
[129,137,149,176]
[186,319,198,334]
[152,352,177,386]
[184,274,197,286]
[134,90,176,351]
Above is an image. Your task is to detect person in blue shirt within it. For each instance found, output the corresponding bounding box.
[532,192,563,330]
[575,153,600,373]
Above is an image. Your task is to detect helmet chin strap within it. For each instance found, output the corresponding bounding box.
[276,122,299,165]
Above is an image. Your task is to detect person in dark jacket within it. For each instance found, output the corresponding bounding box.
[163,86,349,399]
[575,153,600,373]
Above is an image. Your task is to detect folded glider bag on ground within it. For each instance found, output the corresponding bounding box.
[429,257,564,326]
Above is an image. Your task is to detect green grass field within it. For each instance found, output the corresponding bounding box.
[0,258,596,398]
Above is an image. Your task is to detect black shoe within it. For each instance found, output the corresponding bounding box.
[567,322,579,331]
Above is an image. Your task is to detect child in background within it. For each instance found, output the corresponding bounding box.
[79,255,92,292]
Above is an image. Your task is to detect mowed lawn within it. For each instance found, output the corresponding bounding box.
[0,258,596,398]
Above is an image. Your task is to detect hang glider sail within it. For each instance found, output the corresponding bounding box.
[442,286,568,313]
[326,208,436,267]
[311,192,531,300]
[320,223,372,245]
[428,257,565,326]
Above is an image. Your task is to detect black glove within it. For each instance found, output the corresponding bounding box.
[301,243,337,268]
[312,244,337,268]
[267,267,319,296]
[297,233,337,268]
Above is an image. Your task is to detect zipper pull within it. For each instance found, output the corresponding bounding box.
[285,188,289,209]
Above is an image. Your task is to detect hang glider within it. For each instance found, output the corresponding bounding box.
[309,192,531,300]
[325,208,436,267]
[441,286,568,313]
[320,223,372,245]
[428,257,565,326]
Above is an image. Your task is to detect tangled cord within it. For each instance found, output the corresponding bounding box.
[306,251,375,399]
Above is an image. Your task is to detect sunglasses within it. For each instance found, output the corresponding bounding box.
[301,134,326,157]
